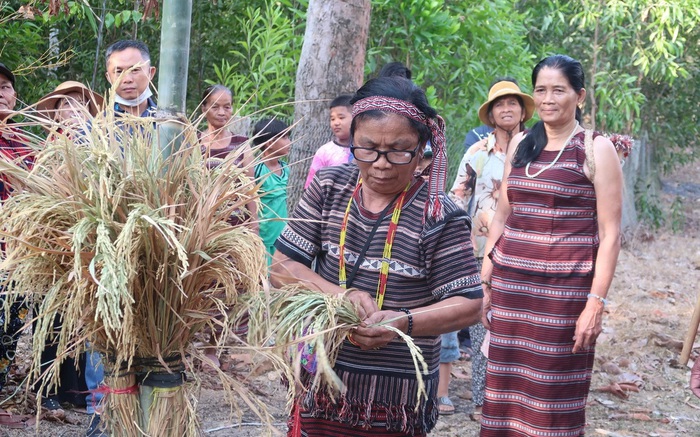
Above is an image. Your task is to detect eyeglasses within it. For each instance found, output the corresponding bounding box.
[350,144,420,165]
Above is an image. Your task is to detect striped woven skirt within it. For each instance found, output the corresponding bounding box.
[481,268,596,437]
[288,404,427,437]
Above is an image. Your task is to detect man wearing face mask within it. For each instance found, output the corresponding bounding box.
[104,39,157,117]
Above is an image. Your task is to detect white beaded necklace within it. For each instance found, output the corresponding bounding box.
[525,122,579,178]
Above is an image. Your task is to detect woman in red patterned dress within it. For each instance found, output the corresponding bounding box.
[479,55,623,436]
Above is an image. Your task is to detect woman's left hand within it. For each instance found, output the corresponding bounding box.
[572,300,604,353]
[349,310,406,350]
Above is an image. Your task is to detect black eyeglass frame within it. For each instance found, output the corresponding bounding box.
[350,144,421,165]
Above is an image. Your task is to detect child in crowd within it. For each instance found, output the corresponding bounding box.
[253,118,291,265]
[304,94,353,188]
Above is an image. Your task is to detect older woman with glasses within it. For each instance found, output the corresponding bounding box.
[271,76,482,437]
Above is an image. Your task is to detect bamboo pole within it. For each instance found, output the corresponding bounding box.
[680,291,700,365]
[156,0,193,159]
[140,1,193,434]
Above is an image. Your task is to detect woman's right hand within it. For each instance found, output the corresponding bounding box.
[691,358,700,398]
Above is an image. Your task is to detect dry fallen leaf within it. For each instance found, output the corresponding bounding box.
[609,412,652,421]
[41,408,80,425]
[649,290,668,299]
[595,397,617,408]
[594,429,626,436]
[451,367,470,380]
[601,361,622,375]
[650,430,676,437]
[652,332,684,351]
[617,372,644,388]
[594,382,640,399]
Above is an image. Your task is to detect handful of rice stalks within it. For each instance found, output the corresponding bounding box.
[244,286,429,406]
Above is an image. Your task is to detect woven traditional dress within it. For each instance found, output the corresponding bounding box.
[482,131,599,437]
[276,164,482,437]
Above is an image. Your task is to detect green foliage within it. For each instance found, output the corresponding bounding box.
[520,0,700,164]
[0,0,162,107]
[0,3,56,103]
[208,3,300,119]
[635,179,665,229]
[367,0,534,181]
[103,9,143,29]
[669,196,685,233]
[519,0,699,227]
[4,0,698,231]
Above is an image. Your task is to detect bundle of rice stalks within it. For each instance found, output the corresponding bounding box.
[244,286,429,407]
[0,94,288,435]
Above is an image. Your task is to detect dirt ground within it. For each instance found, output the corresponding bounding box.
[1,162,699,436]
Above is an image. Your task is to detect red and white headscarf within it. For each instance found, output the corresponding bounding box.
[352,96,448,222]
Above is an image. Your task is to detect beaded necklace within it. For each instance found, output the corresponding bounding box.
[525,122,579,178]
[338,179,410,309]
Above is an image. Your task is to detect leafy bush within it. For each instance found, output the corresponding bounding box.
[208,3,301,120]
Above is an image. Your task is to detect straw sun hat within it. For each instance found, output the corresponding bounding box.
[478,81,535,128]
[36,81,104,120]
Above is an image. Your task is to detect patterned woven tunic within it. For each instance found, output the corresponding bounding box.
[276,164,482,436]
[482,131,599,437]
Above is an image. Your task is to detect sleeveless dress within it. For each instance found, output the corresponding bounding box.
[481,131,599,437]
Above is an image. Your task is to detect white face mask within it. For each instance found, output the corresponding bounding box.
[114,87,153,108]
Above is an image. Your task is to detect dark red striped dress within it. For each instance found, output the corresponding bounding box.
[276,164,482,436]
[482,132,599,436]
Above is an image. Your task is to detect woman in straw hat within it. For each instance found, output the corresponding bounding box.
[32,81,104,411]
[271,76,483,436]
[448,77,534,421]
[36,81,103,129]
[479,55,622,436]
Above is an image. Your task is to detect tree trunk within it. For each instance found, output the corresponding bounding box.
[288,0,371,209]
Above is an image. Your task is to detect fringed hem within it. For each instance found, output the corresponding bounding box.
[298,380,438,434]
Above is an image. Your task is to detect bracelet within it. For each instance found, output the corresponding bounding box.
[399,308,413,336]
[481,280,492,288]
[587,293,608,306]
